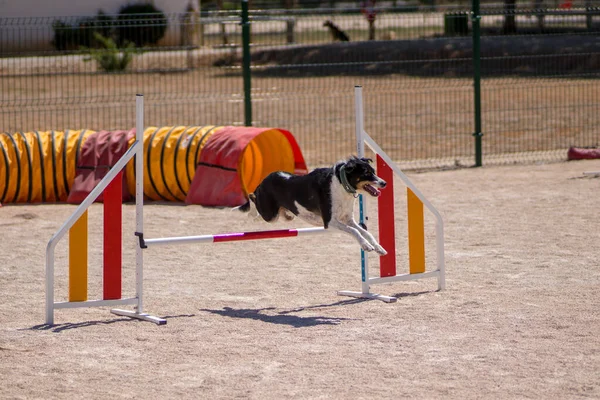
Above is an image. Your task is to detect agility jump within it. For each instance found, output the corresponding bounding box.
[45,89,445,325]
[337,86,445,302]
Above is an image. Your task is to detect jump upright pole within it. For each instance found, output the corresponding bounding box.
[337,86,445,301]
[110,96,167,325]
[44,96,164,325]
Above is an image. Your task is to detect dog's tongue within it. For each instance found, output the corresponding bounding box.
[364,184,381,197]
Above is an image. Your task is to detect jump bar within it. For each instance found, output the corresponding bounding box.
[143,227,327,246]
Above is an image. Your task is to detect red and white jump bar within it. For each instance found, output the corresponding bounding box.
[141,227,326,247]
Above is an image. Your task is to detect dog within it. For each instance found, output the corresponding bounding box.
[236,156,387,255]
[323,20,350,42]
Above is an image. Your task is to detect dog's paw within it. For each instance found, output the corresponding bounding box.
[282,210,295,221]
[374,245,387,256]
[361,242,375,252]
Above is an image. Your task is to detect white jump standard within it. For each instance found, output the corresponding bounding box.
[337,86,445,302]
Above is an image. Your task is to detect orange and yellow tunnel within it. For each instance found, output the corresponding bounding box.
[0,126,307,206]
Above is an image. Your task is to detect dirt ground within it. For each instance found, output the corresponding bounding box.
[1,158,600,399]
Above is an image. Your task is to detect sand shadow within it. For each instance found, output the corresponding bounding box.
[280,290,434,313]
[28,314,195,333]
[392,290,437,299]
[277,297,369,314]
[200,291,436,327]
[199,303,357,328]
[28,292,434,332]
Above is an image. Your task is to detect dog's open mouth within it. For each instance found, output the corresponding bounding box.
[363,184,381,197]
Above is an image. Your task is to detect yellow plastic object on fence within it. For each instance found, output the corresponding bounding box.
[0,130,94,203]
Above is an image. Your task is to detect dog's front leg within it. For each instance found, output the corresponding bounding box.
[348,219,387,256]
[328,219,376,252]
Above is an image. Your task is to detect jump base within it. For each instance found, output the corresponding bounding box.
[337,291,398,303]
[111,309,167,325]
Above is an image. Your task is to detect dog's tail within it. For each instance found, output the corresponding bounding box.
[231,193,256,213]
[232,201,251,212]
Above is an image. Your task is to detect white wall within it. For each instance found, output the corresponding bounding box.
[0,0,193,18]
[0,0,196,52]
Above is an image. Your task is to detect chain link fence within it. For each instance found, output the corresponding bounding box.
[1,4,599,167]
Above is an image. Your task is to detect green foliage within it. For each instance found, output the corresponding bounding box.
[116,3,168,47]
[81,32,141,72]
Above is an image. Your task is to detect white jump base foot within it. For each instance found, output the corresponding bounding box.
[111,309,167,325]
[337,290,398,303]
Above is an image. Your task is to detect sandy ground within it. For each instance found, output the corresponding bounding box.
[1,158,600,399]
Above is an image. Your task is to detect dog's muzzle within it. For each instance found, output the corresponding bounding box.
[363,178,386,197]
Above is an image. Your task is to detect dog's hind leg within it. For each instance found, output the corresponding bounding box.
[328,220,376,253]
[258,206,281,223]
[293,202,325,227]
[347,219,387,255]
[249,192,284,223]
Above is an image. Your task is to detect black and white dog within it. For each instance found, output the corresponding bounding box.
[236,156,387,255]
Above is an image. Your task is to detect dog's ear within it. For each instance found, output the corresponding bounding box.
[344,157,358,171]
[360,157,373,164]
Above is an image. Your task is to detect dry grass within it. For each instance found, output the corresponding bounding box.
[2,69,598,166]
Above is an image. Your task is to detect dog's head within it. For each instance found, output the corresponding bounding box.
[323,20,334,27]
[339,156,386,197]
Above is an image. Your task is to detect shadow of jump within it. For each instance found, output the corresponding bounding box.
[278,297,369,314]
[200,291,437,327]
[199,306,353,328]
[28,314,195,333]
[392,290,437,299]
[28,291,435,332]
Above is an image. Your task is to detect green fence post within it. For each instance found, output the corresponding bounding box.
[242,0,252,126]
[472,0,483,167]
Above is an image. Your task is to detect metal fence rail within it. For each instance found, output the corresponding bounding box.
[1,4,599,168]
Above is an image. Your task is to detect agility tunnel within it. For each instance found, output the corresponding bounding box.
[185,126,308,206]
[0,130,95,203]
[67,129,135,204]
[0,126,307,206]
[123,125,307,206]
[567,146,600,160]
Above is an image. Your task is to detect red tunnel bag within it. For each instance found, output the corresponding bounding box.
[67,130,134,204]
[567,147,600,160]
[185,127,263,207]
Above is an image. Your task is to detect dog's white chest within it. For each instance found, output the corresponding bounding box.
[330,178,355,223]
